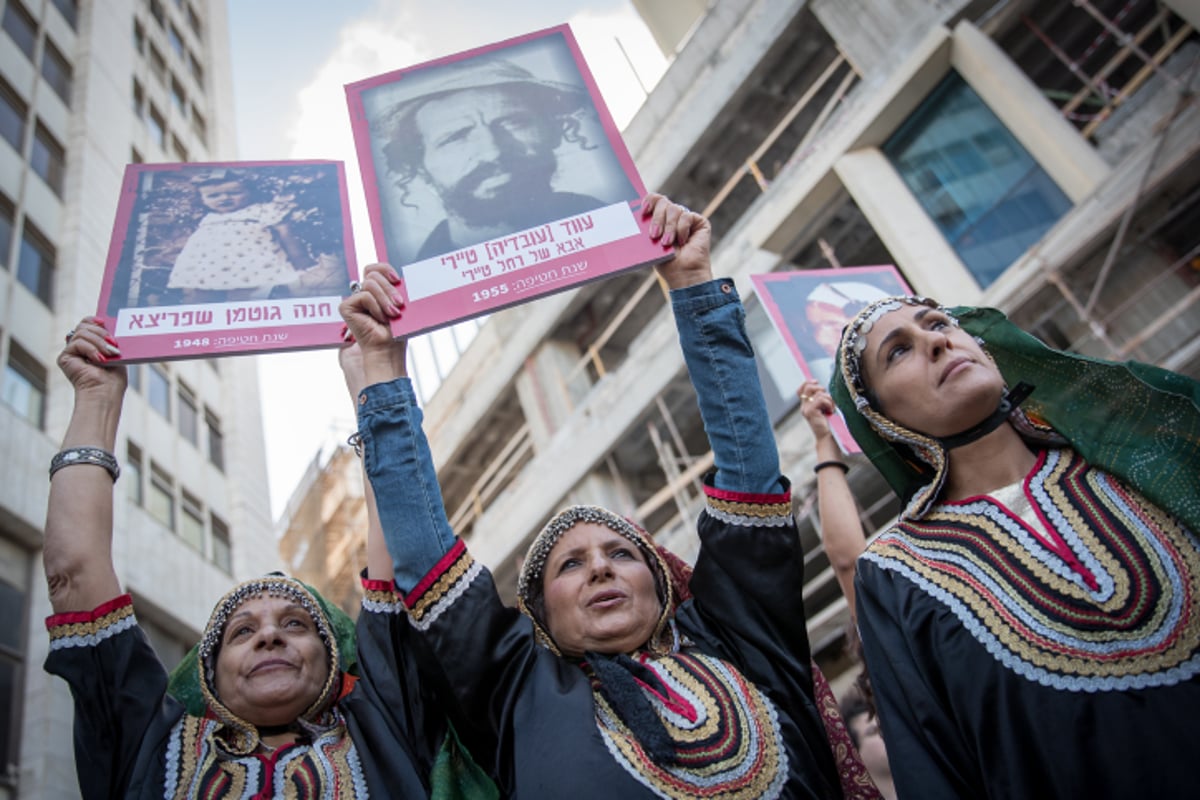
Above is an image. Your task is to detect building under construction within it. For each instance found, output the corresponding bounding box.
[287,0,1200,684]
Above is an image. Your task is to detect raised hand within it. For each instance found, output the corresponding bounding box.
[58,317,127,399]
[642,193,713,289]
[339,263,408,386]
[798,379,836,442]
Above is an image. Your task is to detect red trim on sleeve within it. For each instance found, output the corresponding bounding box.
[404,539,466,607]
[702,484,791,505]
[360,576,396,593]
[45,594,133,629]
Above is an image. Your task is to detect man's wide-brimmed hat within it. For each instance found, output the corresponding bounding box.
[375,57,589,172]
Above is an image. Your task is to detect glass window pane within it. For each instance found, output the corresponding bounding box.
[126,443,144,506]
[211,514,231,573]
[0,656,18,779]
[148,466,174,529]
[17,224,55,306]
[2,1,36,60]
[0,577,24,652]
[168,25,185,59]
[205,409,224,470]
[0,197,13,269]
[31,124,66,196]
[178,386,197,444]
[180,505,203,551]
[148,106,166,148]
[41,40,73,104]
[2,360,45,428]
[51,0,78,29]
[883,73,1073,289]
[148,364,170,418]
[0,80,27,153]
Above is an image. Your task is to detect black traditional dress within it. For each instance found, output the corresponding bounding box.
[855,448,1200,799]
[43,577,445,799]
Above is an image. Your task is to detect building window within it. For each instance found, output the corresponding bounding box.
[2,344,46,429]
[0,194,13,270]
[147,363,170,418]
[17,222,54,306]
[186,3,202,40]
[190,106,206,143]
[170,76,187,117]
[205,408,224,470]
[127,362,142,392]
[132,78,144,117]
[41,39,73,105]
[0,558,30,792]
[1,1,37,61]
[148,44,166,83]
[50,0,78,29]
[149,0,165,27]
[131,146,143,164]
[177,382,197,444]
[31,123,66,196]
[147,463,175,529]
[0,79,28,153]
[180,490,204,551]
[188,51,204,87]
[211,513,231,573]
[126,441,144,506]
[133,19,146,54]
[168,24,185,59]
[171,134,188,162]
[147,104,166,148]
[883,72,1073,289]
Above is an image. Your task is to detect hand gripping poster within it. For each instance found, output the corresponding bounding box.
[346,24,670,337]
[97,160,357,361]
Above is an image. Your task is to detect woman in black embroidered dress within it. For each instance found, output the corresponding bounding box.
[341,195,876,799]
[828,296,1200,799]
[42,320,493,798]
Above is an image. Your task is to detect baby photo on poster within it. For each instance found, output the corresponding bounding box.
[98,161,357,362]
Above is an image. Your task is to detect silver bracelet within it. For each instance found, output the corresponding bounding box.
[49,447,121,482]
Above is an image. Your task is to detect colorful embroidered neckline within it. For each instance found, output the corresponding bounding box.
[591,650,788,799]
[863,448,1200,691]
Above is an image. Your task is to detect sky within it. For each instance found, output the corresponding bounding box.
[225,0,668,520]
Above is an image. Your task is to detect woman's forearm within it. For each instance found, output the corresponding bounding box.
[45,390,125,613]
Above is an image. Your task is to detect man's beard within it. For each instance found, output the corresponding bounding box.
[437,149,558,228]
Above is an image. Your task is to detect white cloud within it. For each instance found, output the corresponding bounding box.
[256,1,668,518]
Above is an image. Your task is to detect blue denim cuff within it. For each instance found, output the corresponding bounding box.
[670,278,785,495]
[357,377,458,593]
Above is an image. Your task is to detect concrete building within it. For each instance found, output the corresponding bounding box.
[0,1,274,797]
[416,0,1200,691]
[277,444,368,620]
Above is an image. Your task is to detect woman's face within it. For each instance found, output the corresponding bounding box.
[213,594,330,727]
[198,181,251,213]
[860,304,1005,438]
[541,523,662,657]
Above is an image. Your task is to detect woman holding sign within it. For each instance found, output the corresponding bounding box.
[42,320,493,798]
[341,194,882,799]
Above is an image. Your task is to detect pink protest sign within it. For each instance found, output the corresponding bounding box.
[751,265,913,454]
[346,24,669,337]
[97,161,357,361]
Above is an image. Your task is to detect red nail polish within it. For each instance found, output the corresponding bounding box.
[105,336,119,347]
[649,223,661,239]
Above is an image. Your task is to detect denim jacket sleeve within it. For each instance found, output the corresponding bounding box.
[356,377,457,594]
[671,279,785,495]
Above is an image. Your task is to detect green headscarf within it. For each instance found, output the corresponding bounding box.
[165,573,497,799]
[831,299,1200,531]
